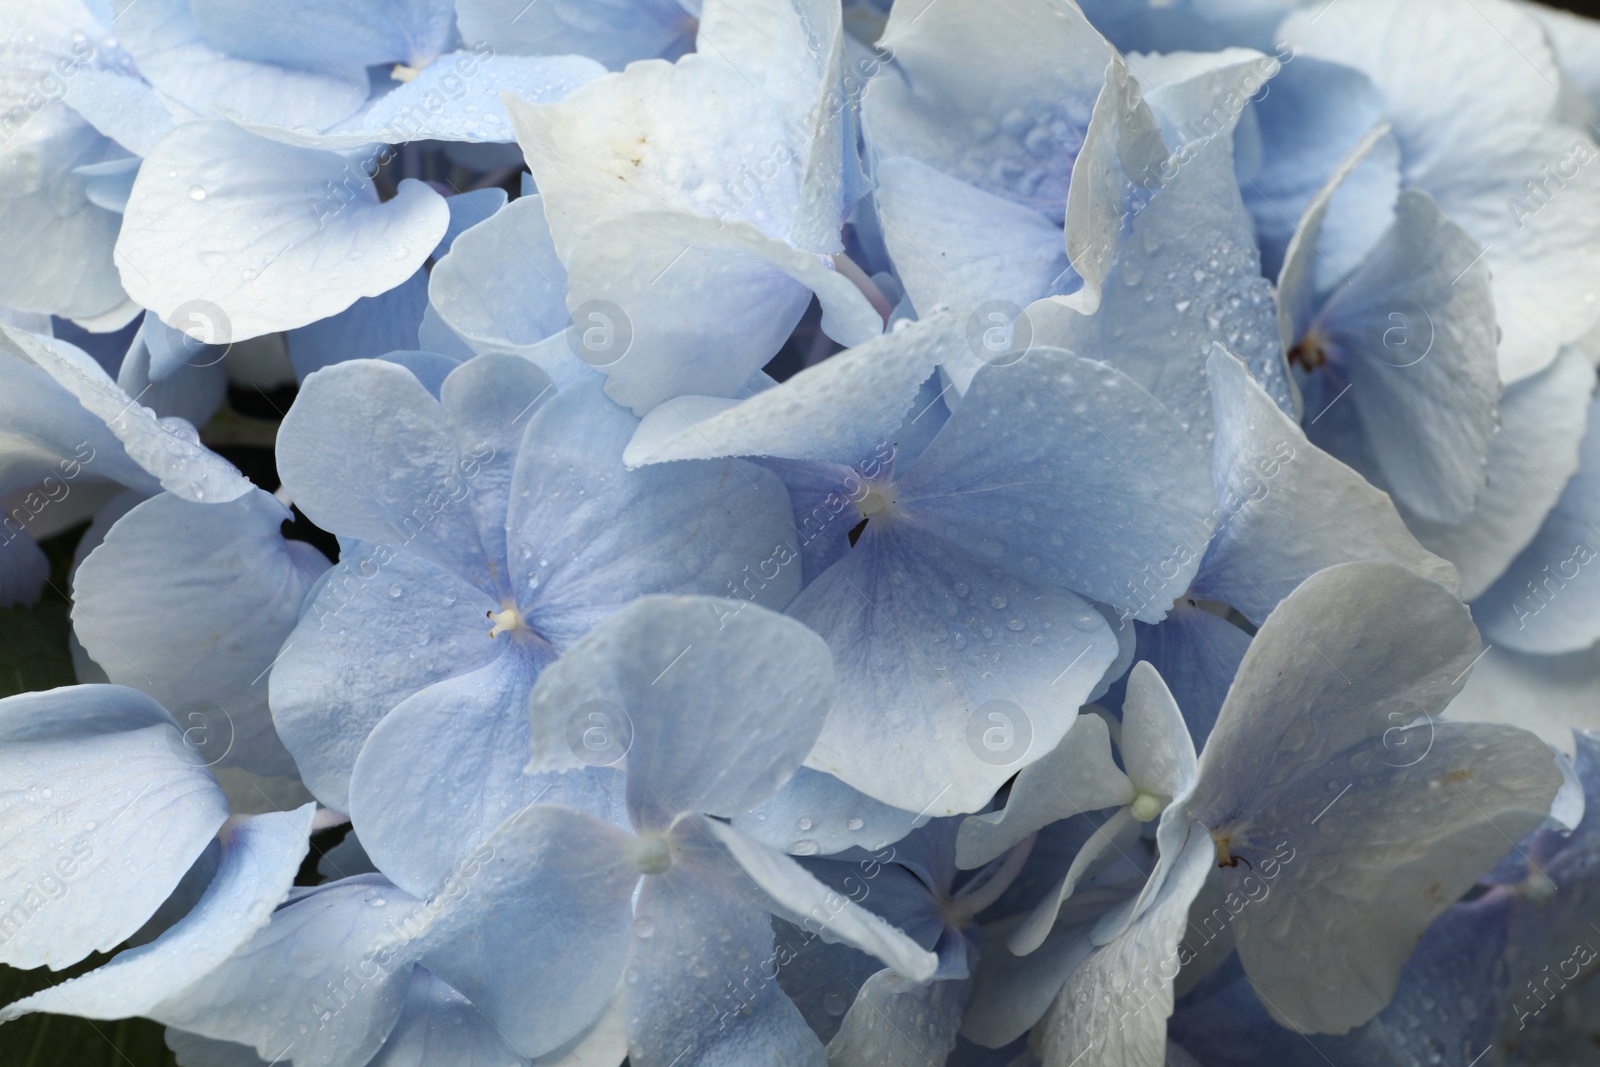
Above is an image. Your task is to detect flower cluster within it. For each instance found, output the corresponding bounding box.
[3,0,1600,1065]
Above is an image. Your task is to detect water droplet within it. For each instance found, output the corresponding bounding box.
[388,584,402,598]
[633,916,655,939]
[845,817,864,831]
[791,839,819,856]
[188,185,206,201]
[824,991,848,1016]
[990,595,1008,609]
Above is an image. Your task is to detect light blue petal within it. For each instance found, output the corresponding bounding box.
[695,817,939,981]
[377,351,464,398]
[526,595,833,828]
[1128,606,1251,750]
[112,0,369,129]
[865,0,1108,218]
[77,156,143,215]
[0,111,129,321]
[151,877,423,1067]
[506,54,800,256]
[269,544,502,811]
[622,312,956,467]
[1308,189,1500,524]
[959,903,1102,1049]
[1194,346,1458,623]
[699,0,866,251]
[361,53,606,143]
[1059,53,1169,318]
[506,378,803,651]
[440,352,556,571]
[1475,384,1600,654]
[72,489,328,777]
[434,188,508,259]
[457,0,696,70]
[428,195,570,350]
[555,210,879,414]
[0,684,230,969]
[874,155,1069,323]
[1121,661,1197,799]
[190,0,455,77]
[1220,724,1557,1035]
[734,767,926,857]
[277,359,500,595]
[954,714,1133,870]
[787,524,1120,815]
[824,939,971,1067]
[347,652,550,897]
[1192,561,1480,833]
[627,838,826,1067]
[412,804,637,1059]
[1244,56,1398,281]
[116,122,449,341]
[61,68,176,157]
[117,316,228,426]
[1039,824,1212,1067]
[1031,131,1287,439]
[1280,0,1599,383]
[1406,346,1594,601]
[0,325,250,503]
[902,349,1215,623]
[369,968,531,1067]
[286,270,430,381]
[0,806,314,1021]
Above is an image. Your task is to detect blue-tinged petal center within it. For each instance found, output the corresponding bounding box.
[849,481,900,547]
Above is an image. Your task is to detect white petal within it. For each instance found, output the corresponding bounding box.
[1,806,314,1020]
[696,816,938,982]
[954,714,1134,870]
[1039,825,1213,1067]
[0,684,230,969]
[115,122,449,341]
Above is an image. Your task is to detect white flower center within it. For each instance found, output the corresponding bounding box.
[487,606,524,639]
[1129,792,1164,823]
[859,485,895,518]
[632,835,673,876]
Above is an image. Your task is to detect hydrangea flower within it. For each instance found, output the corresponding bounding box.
[2,1,1599,1064]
